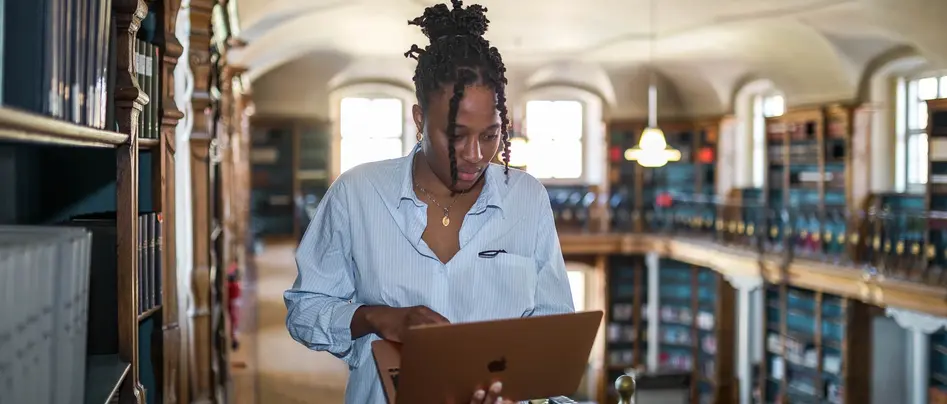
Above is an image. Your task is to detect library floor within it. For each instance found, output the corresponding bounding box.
[231,240,349,404]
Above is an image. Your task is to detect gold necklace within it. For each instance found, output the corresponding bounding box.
[414,177,460,227]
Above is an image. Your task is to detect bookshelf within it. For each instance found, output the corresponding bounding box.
[759,105,856,261]
[931,329,947,403]
[249,116,331,241]
[925,99,947,285]
[294,122,330,238]
[0,0,184,403]
[607,123,641,232]
[605,118,719,233]
[657,259,736,404]
[605,255,648,401]
[641,121,701,230]
[547,184,598,233]
[757,284,871,404]
[184,1,253,401]
[249,122,295,238]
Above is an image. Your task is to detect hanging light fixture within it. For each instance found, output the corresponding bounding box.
[624,0,680,168]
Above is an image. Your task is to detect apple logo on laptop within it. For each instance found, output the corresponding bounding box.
[487,357,506,373]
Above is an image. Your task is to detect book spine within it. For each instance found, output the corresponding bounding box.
[156,213,163,306]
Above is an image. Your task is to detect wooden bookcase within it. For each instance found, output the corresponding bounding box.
[656,259,736,404]
[757,284,871,404]
[249,116,331,241]
[185,3,250,402]
[607,123,641,232]
[930,329,947,403]
[924,99,947,285]
[606,118,719,233]
[605,255,648,401]
[0,0,185,403]
[864,100,947,284]
[761,105,854,259]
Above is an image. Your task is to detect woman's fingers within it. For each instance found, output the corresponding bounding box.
[468,388,486,404]
[468,381,504,404]
[421,307,451,324]
[484,381,503,404]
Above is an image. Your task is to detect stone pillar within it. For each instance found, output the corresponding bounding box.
[725,274,763,404]
[645,252,660,370]
[887,308,947,404]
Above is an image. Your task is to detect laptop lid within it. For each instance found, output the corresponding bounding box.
[374,311,602,404]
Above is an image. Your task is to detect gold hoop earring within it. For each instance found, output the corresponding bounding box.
[416,130,423,143]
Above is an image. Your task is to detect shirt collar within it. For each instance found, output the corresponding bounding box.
[396,143,505,216]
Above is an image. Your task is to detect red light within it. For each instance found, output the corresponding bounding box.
[610,147,622,162]
[698,147,714,163]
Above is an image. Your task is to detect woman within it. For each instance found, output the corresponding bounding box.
[284,1,575,403]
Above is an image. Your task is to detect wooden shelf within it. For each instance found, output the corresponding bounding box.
[139,138,159,149]
[655,260,735,404]
[0,107,128,148]
[84,354,131,404]
[757,284,870,404]
[138,305,161,322]
[604,255,648,401]
[1,0,187,402]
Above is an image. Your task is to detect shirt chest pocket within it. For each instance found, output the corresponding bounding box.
[456,253,540,320]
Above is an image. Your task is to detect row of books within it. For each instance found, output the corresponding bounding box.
[134,38,161,140]
[0,226,93,404]
[3,0,115,128]
[138,212,162,314]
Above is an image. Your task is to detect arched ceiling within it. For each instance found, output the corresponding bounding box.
[233,0,947,118]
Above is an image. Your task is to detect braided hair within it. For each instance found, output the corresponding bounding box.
[404,0,511,190]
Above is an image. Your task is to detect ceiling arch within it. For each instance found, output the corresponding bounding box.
[523,61,618,109]
[237,0,944,117]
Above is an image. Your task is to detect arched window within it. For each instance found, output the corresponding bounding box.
[751,93,784,187]
[900,73,947,188]
[523,100,585,179]
[329,82,416,180]
[339,97,404,174]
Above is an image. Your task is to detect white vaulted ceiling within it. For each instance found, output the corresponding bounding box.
[230,0,947,118]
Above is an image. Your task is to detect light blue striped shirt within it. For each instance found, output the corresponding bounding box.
[284,146,575,404]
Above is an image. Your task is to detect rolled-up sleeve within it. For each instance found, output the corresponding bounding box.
[284,180,363,365]
[530,188,576,316]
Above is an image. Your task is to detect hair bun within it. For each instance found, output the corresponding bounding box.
[408,0,490,41]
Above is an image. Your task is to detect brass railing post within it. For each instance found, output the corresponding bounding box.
[616,374,637,404]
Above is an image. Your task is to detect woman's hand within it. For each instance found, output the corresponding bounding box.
[469,381,516,404]
[365,305,450,342]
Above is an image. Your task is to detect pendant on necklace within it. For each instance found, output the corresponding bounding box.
[442,215,451,227]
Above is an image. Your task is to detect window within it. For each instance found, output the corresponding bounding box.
[567,270,587,312]
[903,74,947,186]
[523,100,584,179]
[751,93,784,187]
[339,97,404,174]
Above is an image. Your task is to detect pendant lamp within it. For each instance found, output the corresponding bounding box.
[623,0,680,168]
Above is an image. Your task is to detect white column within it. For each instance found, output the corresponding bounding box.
[646,252,660,371]
[725,274,764,404]
[887,308,947,404]
[173,0,194,386]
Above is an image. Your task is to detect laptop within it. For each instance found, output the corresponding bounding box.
[371,310,603,404]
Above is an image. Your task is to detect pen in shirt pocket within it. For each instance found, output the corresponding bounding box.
[478,249,507,258]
